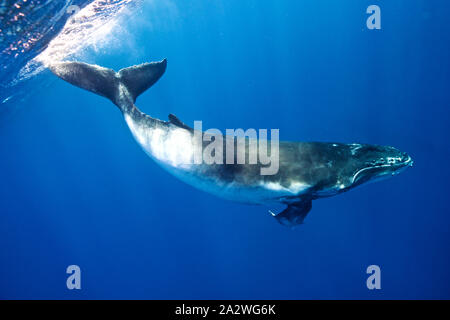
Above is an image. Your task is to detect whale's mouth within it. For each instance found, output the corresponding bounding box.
[352,154,413,185]
[351,165,390,185]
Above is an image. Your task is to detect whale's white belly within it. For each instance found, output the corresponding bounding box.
[124,115,310,204]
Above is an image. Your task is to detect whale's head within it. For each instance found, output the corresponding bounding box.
[346,144,413,188]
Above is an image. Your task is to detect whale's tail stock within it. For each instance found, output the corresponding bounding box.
[48,59,167,108]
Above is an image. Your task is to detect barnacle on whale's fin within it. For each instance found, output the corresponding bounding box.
[270,199,312,227]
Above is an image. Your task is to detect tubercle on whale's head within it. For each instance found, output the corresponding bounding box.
[346,143,413,188]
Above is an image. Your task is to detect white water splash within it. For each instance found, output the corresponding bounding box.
[16,0,136,83]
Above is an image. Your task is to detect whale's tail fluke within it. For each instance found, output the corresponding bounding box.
[117,60,167,102]
[48,59,167,107]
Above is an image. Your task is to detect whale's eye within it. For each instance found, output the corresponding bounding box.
[386,157,402,164]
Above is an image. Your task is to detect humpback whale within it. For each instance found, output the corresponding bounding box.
[49,59,413,227]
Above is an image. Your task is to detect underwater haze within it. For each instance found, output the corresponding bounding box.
[0,0,449,299]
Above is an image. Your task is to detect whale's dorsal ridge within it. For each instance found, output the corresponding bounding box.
[168,113,192,131]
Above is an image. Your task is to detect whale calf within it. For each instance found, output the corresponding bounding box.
[49,59,413,227]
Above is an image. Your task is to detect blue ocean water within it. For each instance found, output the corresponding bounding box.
[0,0,449,299]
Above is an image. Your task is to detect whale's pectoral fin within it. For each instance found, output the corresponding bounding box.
[118,59,167,102]
[168,114,192,131]
[270,200,312,227]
